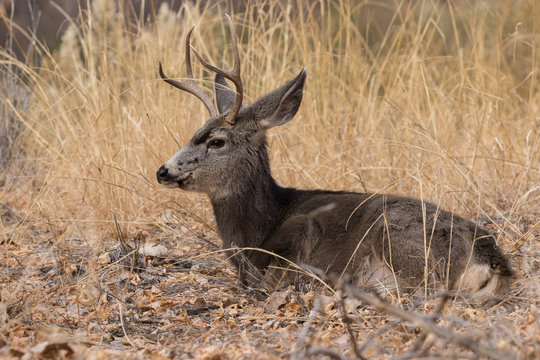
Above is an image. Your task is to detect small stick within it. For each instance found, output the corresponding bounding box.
[336,278,365,360]
[117,300,136,348]
[328,275,515,360]
[411,289,452,354]
[292,300,321,358]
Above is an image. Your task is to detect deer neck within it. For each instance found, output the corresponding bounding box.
[209,147,284,249]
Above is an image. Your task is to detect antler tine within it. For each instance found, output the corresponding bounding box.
[158,27,217,118]
[191,14,243,125]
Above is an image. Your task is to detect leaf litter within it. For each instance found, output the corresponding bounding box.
[0,197,538,359]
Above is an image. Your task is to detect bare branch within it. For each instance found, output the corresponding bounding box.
[328,274,516,360]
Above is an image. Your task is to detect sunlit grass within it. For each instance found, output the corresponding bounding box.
[2,0,538,256]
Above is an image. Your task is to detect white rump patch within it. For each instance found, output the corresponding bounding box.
[456,263,507,298]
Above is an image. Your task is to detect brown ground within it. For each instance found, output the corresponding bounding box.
[0,181,538,359]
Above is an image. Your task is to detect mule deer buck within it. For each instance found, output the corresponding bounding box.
[156,16,512,298]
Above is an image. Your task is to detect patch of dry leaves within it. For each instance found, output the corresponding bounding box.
[0,195,538,360]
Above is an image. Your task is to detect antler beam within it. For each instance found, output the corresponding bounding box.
[158,28,217,118]
[191,14,243,125]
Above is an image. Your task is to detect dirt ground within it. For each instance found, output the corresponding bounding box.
[0,188,538,359]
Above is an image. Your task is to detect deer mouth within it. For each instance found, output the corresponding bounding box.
[176,176,191,188]
[158,173,192,189]
[176,173,193,187]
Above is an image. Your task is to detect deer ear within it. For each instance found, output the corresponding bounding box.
[258,68,307,129]
[214,74,237,115]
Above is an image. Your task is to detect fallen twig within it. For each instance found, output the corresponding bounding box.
[411,288,453,354]
[336,279,365,360]
[328,274,516,360]
[292,299,321,359]
[117,300,136,348]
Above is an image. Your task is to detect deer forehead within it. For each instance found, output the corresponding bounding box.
[189,117,228,144]
[189,112,258,145]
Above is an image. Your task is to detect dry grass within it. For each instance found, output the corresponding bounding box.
[0,0,538,358]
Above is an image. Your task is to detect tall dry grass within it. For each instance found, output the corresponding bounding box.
[2,0,538,259]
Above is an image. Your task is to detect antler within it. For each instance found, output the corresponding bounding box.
[191,14,243,125]
[158,27,217,118]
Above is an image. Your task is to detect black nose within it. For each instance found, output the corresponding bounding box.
[156,165,169,183]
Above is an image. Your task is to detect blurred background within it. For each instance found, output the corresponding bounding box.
[0,0,538,236]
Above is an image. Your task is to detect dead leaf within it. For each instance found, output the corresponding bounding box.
[197,345,227,360]
[139,243,168,257]
[265,288,291,314]
[284,322,298,331]
[10,325,25,338]
[364,348,376,357]
[332,334,349,346]
[0,303,7,326]
[261,319,278,330]
[96,252,111,265]
[300,290,314,306]
[31,341,75,359]
[525,311,536,325]
[285,302,301,316]
[314,294,336,314]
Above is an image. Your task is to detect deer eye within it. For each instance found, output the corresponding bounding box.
[208,139,225,149]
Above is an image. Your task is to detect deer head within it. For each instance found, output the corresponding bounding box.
[156,15,306,199]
